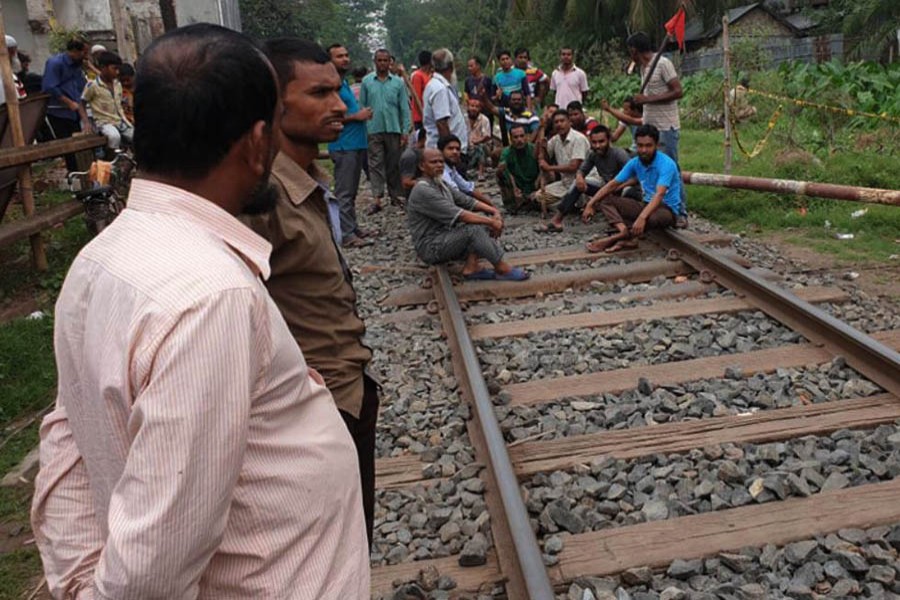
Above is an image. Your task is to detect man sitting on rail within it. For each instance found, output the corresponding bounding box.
[407,148,529,281]
[581,124,683,253]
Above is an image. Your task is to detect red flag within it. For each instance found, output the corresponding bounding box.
[665,6,686,52]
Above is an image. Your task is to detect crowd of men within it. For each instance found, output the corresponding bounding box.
[30,24,690,598]
[2,36,135,165]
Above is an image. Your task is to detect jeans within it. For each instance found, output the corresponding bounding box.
[657,127,687,215]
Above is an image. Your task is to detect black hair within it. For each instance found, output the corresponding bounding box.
[352,66,368,79]
[469,55,482,66]
[553,109,569,121]
[263,38,330,91]
[566,101,584,112]
[118,63,135,77]
[375,48,390,57]
[508,123,527,136]
[18,52,30,64]
[546,103,558,109]
[96,51,123,68]
[560,46,574,53]
[326,43,344,53]
[418,50,432,66]
[589,124,611,138]
[66,39,87,52]
[514,47,529,59]
[133,23,278,180]
[626,32,653,53]
[634,123,660,142]
[417,127,426,142]
[509,90,524,99]
[497,49,512,59]
[437,134,462,150]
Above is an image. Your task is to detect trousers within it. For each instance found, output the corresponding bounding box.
[420,224,503,266]
[339,374,380,550]
[367,132,403,201]
[331,149,366,242]
[600,195,675,230]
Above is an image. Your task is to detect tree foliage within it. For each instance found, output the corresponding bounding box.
[813,0,900,61]
[239,0,382,67]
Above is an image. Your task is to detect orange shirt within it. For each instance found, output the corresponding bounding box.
[410,68,431,123]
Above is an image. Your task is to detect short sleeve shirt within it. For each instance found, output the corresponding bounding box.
[499,108,540,134]
[614,151,684,214]
[641,55,680,130]
[328,79,368,152]
[550,65,589,109]
[524,65,547,97]
[500,144,540,194]
[406,179,477,254]
[410,69,431,123]
[546,129,590,187]
[579,146,630,182]
[467,113,491,148]
[82,78,124,126]
[494,68,530,104]
[423,73,468,149]
[465,74,494,102]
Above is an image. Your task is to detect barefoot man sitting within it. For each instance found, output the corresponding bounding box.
[581,124,684,253]
[407,148,530,281]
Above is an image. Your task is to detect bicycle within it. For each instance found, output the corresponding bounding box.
[67,151,136,236]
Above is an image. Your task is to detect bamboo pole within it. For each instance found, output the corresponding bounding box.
[108,0,136,63]
[0,3,48,270]
[722,15,733,174]
[682,171,900,206]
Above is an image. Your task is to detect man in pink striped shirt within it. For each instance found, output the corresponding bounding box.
[30,24,369,599]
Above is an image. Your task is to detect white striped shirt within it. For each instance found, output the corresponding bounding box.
[31,178,369,599]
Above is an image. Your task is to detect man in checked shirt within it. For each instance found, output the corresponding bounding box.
[31,24,369,599]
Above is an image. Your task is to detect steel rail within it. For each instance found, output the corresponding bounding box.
[432,266,556,600]
[658,230,900,396]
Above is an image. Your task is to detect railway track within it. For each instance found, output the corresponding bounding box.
[364,224,900,599]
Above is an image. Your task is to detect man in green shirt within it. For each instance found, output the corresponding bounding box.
[496,124,540,210]
[359,48,411,213]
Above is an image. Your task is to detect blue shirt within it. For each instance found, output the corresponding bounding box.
[441,164,475,195]
[42,53,86,121]
[493,68,530,105]
[329,79,368,152]
[614,151,684,215]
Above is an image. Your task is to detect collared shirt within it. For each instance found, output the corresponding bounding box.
[328,79,368,152]
[550,64,589,109]
[242,153,372,417]
[546,128,590,187]
[423,72,468,149]
[499,144,540,194]
[467,113,491,149]
[441,162,475,195]
[31,178,369,599]
[464,74,494,102]
[359,71,411,135]
[524,64,548,97]
[641,55,680,130]
[81,78,126,127]
[615,151,684,214]
[41,52,87,121]
[578,146,630,182]
[406,177,476,256]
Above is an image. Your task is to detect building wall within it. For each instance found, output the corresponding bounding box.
[729,10,794,38]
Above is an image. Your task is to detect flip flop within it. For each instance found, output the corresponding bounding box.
[464,268,496,281]
[495,267,530,282]
[585,238,618,253]
[533,222,563,234]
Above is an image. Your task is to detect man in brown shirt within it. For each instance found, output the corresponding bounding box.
[242,38,379,545]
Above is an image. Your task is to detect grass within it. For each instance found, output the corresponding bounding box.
[679,127,900,264]
[0,547,43,600]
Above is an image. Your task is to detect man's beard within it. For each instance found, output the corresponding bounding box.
[242,178,279,215]
[639,150,656,165]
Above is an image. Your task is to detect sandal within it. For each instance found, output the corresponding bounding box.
[495,267,530,282]
[464,268,496,281]
[585,238,619,253]
[534,222,563,234]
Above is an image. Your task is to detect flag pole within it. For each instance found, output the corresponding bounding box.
[638,34,671,95]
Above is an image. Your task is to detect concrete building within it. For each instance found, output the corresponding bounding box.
[2,0,241,74]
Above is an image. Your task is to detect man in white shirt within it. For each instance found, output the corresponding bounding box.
[31,23,369,599]
[535,109,589,213]
[423,47,468,152]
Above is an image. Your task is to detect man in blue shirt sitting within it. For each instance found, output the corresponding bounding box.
[328,43,376,248]
[41,38,90,170]
[581,124,683,253]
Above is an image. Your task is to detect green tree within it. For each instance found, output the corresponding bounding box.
[814,0,900,62]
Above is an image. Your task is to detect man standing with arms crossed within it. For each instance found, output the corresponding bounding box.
[360,48,411,213]
[31,25,368,598]
[328,43,376,248]
[550,46,589,111]
[242,38,381,548]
